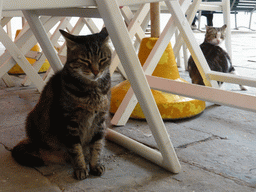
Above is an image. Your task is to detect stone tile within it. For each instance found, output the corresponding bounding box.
[176,138,256,188]
[0,145,61,192]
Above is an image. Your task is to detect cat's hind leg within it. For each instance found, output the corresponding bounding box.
[230,70,247,91]
[12,139,68,167]
[11,139,45,167]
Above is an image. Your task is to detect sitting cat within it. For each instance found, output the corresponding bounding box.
[188,24,246,90]
[11,27,112,180]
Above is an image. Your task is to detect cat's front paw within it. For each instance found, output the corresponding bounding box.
[90,164,105,176]
[74,168,89,180]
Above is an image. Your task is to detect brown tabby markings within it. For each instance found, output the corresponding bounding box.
[11,28,111,180]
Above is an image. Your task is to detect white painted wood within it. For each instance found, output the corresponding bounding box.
[175,30,181,67]
[146,75,256,112]
[222,0,232,59]
[58,17,85,57]
[208,71,256,88]
[0,15,15,87]
[0,0,3,17]
[0,0,14,87]
[83,18,100,33]
[106,128,165,170]
[1,17,12,27]
[96,0,181,173]
[1,74,15,87]
[23,10,63,73]
[0,26,45,91]
[110,5,149,78]
[173,0,201,60]
[0,17,55,69]
[2,0,166,11]
[0,16,61,91]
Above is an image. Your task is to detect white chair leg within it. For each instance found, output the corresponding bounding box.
[222,0,232,59]
[96,0,181,174]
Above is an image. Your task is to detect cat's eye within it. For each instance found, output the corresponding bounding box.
[99,57,109,65]
[79,59,91,66]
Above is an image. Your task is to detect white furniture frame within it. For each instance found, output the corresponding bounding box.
[0,15,72,91]
[1,0,256,174]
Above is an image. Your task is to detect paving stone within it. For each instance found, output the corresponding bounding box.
[0,145,61,192]
[176,138,256,188]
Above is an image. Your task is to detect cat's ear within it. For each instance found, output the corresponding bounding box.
[59,30,76,47]
[221,24,227,30]
[99,27,109,45]
[100,27,108,36]
[60,30,74,40]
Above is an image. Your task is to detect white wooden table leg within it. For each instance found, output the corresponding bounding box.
[23,10,63,73]
[96,0,181,173]
[222,0,232,59]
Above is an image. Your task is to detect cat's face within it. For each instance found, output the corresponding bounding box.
[60,28,111,81]
[204,24,227,46]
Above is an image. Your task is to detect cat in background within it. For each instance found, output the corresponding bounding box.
[11,27,112,180]
[188,24,246,90]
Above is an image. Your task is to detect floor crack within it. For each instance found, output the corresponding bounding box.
[176,135,227,149]
[179,158,256,189]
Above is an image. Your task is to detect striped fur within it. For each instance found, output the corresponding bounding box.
[12,28,111,180]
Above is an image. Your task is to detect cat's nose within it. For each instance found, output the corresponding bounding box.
[92,70,99,76]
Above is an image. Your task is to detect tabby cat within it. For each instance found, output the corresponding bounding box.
[188,24,246,90]
[11,27,112,180]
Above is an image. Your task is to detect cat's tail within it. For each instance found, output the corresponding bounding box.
[11,139,45,167]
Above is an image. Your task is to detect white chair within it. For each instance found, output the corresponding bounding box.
[0,14,74,91]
